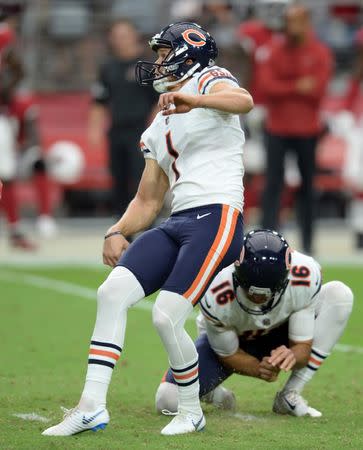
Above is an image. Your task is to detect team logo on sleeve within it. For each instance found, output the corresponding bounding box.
[181,29,207,47]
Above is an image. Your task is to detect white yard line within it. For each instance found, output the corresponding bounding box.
[1,270,362,354]
[1,255,362,268]
[12,413,50,423]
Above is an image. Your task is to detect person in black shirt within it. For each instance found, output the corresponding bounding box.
[89,18,158,215]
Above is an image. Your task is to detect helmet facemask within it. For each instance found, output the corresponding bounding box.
[135,45,201,93]
[234,274,289,315]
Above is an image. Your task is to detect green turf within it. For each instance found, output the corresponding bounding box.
[0,265,362,449]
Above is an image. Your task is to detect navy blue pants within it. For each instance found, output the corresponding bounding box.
[164,322,289,396]
[118,204,243,305]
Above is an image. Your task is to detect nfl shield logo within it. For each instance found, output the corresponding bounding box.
[262,318,271,327]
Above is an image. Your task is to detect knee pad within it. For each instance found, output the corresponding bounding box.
[155,382,178,414]
[97,266,144,310]
[152,290,192,336]
[320,281,354,322]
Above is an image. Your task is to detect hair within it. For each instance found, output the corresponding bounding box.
[285,1,311,20]
[108,17,138,34]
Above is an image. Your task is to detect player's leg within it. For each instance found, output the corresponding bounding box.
[261,132,287,230]
[0,113,36,249]
[274,282,353,417]
[294,136,317,254]
[42,227,178,436]
[152,204,243,434]
[11,93,57,238]
[282,281,353,397]
[155,333,234,413]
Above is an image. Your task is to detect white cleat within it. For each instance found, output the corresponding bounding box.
[42,406,109,436]
[202,385,236,412]
[161,411,206,436]
[36,215,58,239]
[273,390,322,418]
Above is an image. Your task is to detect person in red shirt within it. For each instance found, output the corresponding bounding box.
[238,0,289,106]
[259,2,333,254]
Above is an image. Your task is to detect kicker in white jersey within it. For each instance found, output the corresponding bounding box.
[140,65,245,214]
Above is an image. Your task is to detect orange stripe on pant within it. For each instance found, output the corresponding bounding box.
[183,205,228,301]
[183,206,239,305]
[190,208,239,305]
[172,367,199,381]
[89,349,120,360]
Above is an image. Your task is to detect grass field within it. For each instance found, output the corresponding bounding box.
[0,263,362,450]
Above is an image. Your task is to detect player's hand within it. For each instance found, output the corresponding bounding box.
[258,356,280,382]
[268,345,297,372]
[159,92,199,115]
[102,229,130,267]
[296,76,316,94]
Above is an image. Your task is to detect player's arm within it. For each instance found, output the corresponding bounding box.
[88,103,108,148]
[268,304,316,371]
[0,48,24,103]
[219,348,280,382]
[88,65,110,148]
[103,159,169,267]
[159,82,254,116]
[204,320,279,382]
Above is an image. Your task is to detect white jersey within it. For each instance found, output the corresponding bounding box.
[140,66,245,213]
[198,251,322,356]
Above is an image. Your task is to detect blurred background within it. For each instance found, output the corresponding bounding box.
[1,0,363,264]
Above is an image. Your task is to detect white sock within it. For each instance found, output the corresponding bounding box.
[152,291,202,416]
[283,281,353,394]
[79,267,144,411]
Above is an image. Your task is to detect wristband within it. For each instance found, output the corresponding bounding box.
[104,231,124,240]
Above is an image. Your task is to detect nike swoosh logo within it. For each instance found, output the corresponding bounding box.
[204,299,212,309]
[285,399,296,410]
[197,213,211,220]
[192,415,204,431]
[82,410,104,425]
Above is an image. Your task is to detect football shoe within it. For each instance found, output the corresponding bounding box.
[42,406,109,436]
[161,410,206,435]
[273,390,322,417]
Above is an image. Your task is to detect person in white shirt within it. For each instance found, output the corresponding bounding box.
[156,229,353,417]
[42,21,253,437]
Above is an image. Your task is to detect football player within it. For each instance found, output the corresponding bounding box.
[42,22,253,437]
[0,1,56,245]
[155,229,353,417]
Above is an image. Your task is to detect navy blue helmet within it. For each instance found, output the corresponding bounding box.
[135,22,218,93]
[233,229,291,315]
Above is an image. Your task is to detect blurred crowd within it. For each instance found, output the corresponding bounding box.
[1,0,363,253]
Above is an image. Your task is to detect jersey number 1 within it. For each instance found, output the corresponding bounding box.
[166,131,180,181]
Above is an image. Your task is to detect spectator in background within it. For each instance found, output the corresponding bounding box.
[237,0,290,222]
[260,3,333,254]
[341,27,363,249]
[238,0,289,107]
[89,18,158,216]
[0,2,56,248]
[342,27,363,111]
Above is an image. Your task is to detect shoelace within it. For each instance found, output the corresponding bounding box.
[61,406,78,420]
[161,409,178,416]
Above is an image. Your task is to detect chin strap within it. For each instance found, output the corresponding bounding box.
[153,63,201,93]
